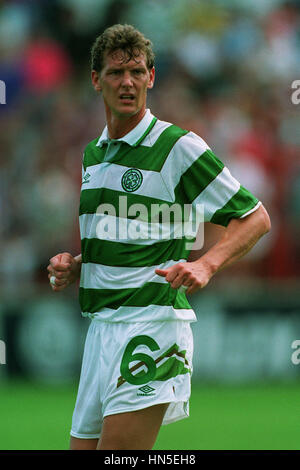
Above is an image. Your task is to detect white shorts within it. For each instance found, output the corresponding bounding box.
[70,319,194,439]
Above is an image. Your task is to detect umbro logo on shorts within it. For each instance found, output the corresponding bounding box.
[137,384,156,396]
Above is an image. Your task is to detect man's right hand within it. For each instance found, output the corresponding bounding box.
[47,252,82,292]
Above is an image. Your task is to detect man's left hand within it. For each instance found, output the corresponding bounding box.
[155,261,213,295]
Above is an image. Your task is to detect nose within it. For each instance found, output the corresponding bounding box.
[121,71,133,87]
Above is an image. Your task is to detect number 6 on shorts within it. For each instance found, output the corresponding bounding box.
[120,335,160,386]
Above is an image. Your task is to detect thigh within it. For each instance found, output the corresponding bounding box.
[97,403,169,450]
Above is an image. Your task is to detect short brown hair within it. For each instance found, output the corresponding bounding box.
[91,24,155,73]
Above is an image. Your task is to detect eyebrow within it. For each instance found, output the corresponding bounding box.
[106,64,147,72]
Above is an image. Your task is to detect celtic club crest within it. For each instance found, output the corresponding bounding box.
[121,168,143,192]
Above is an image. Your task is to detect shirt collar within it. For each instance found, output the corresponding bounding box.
[96,109,157,148]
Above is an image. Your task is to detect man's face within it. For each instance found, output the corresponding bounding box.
[92,49,155,118]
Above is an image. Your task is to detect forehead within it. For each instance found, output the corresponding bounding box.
[103,49,147,69]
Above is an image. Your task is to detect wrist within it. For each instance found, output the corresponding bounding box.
[193,255,219,278]
[74,254,82,278]
[74,254,82,264]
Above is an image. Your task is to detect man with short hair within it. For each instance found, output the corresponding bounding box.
[47,24,271,450]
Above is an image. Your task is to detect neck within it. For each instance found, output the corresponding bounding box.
[105,107,146,139]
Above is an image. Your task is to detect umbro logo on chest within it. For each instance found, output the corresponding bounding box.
[82,172,91,184]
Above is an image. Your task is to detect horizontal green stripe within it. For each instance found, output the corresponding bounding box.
[80,188,105,215]
[174,149,224,204]
[83,137,106,170]
[83,124,189,172]
[79,187,187,218]
[79,282,191,312]
[120,124,188,171]
[81,238,190,267]
[211,186,259,227]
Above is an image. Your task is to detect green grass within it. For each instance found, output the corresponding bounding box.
[155,382,300,450]
[0,380,300,450]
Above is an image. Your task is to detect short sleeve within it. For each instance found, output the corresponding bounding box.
[174,133,260,227]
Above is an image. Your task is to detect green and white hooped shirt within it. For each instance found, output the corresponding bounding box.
[79,109,260,322]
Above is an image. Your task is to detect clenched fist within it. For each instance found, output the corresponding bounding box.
[47,252,82,292]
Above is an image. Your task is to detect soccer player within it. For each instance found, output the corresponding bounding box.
[47,24,271,450]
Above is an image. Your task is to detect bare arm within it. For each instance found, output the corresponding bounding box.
[155,204,271,294]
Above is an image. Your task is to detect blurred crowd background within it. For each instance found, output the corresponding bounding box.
[0,0,300,386]
[1,0,300,284]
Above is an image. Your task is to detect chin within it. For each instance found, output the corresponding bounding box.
[116,107,140,118]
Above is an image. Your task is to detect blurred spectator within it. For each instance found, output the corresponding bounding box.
[22,35,72,94]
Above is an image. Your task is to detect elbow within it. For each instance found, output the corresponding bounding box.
[259,204,271,235]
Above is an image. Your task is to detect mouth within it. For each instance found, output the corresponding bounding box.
[119,94,135,102]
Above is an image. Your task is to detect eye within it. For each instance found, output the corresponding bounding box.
[109,70,121,76]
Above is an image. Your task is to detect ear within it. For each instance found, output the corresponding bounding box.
[91,70,102,92]
[147,67,155,90]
